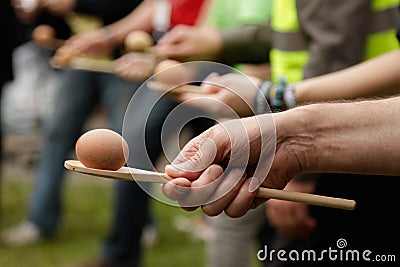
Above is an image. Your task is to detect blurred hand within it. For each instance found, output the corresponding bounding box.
[42,0,76,16]
[156,25,223,62]
[114,52,157,81]
[52,29,115,66]
[172,73,262,118]
[12,0,42,23]
[266,181,317,239]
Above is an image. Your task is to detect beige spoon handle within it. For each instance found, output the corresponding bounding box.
[35,38,65,50]
[64,160,356,210]
[146,81,210,94]
[257,187,356,210]
[51,57,116,73]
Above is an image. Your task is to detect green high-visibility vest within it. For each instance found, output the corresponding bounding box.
[270,0,400,83]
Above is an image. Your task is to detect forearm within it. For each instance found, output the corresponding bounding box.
[274,96,400,176]
[295,50,400,104]
[74,0,141,23]
[101,0,154,46]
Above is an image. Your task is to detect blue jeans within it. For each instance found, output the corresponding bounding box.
[101,88,215,266]
[28,70,140,236]
[101,89,178,266]
[99,64,230,266]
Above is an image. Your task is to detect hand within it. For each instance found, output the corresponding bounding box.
[42,0,76,16]
[266,181,317,239]
[12,0,42,23]
[162,110,315,218]
[172,73,262,118]
[156,25,223,62]
[52,29,115,66]
[114,52,157,82]
[162,115,284,217]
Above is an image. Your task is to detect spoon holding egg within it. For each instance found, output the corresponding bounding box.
[146,59,212,94]
[66,129,356,210]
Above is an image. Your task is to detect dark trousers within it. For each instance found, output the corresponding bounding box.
[101,88,215,266]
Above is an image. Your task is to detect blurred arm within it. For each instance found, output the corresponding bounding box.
[294,50,400,104]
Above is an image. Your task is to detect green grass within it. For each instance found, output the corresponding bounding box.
[0,172,206,267]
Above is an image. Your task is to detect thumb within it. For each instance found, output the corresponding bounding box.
[203,72,221,83]
[202,73,222,94]
[177,95,216,112]
[166,137,218,180]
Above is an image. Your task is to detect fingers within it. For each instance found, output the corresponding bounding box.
[114,53,155,81]
[157,26,189,58]
[266,200,317,239]
[163,165,224,209]
[200,177,259,218]
[162,177,191,201]
[51,49,74,67]
[157,25,201,60]
[165,135,219,180]
[177,164,224,208]
[52,38,83,66]
[173,73,224,111]
[175,95,218,114]
[164,164,259,219]
[52,30,113,66]
[224,179,259,218]
[201,72,223,94]
[201,168,246,216]
[157,24,190,44]
[161,178,197,212]
[202,72,221,84]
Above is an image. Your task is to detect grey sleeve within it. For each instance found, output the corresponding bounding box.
[297,0,371,79]
[219,23,272,65]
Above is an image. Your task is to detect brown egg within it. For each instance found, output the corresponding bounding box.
[75,129,129,171]
[32,24,56,46]
[153,59,191,85]
[124,30,154,52]
[21,0,40,13]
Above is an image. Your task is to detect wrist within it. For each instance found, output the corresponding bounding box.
[253,77,298,114]
[269,77,298,111]
[254,80,273,114]
[283,83,297,109]
[272,107,319,174]
[206,28,224,61]
[67,0,77,12]
[101,26,120,49]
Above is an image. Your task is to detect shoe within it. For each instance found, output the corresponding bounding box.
[1,221,41,246]
[189,215,214,242]
[172,215,214,242]
[141,224,159,248]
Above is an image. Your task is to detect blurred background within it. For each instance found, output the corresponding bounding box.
[1,106,219,267]
[0,1,268,266]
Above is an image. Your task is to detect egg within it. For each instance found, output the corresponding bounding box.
[21,0,39,13]
[153,59,191,85]
[75,129,129,171]
[124,30,154,52]
[32,24,56,46]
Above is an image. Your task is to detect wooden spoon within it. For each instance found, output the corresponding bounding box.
[146,81,211,94]
[65,160,356,210]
